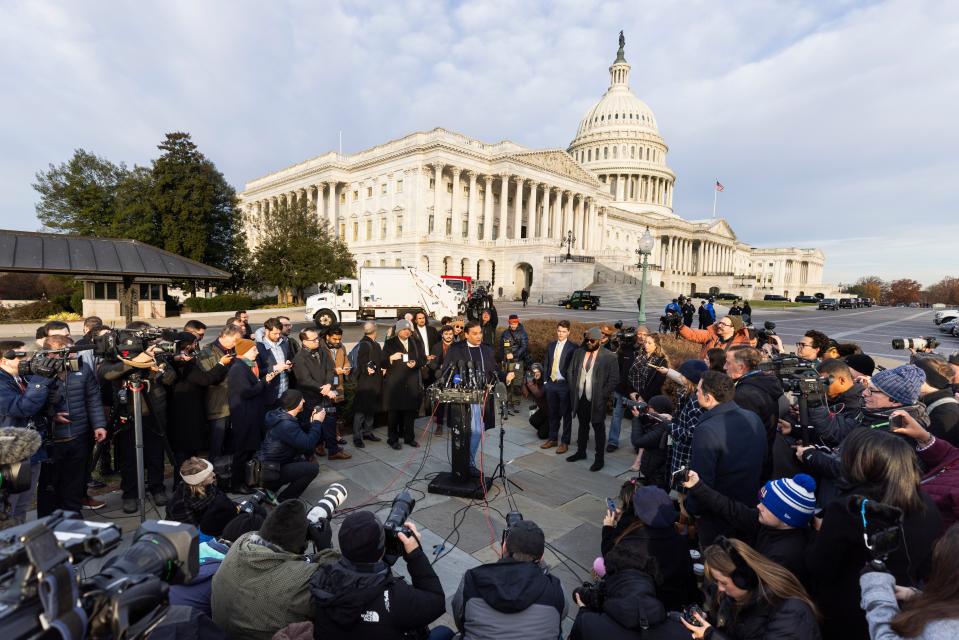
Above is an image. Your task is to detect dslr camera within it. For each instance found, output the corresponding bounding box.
[891,337,938,351]
[573,580,606,610]
[383,490,416,560]
[850,496,904,570]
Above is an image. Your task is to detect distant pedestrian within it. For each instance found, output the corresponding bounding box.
[521,287,529,307]
[742,301,753,325]
[698,301,711,329]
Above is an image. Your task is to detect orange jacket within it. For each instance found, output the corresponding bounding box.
[678,324,756,358]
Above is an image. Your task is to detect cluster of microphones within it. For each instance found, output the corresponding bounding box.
[442,359,487,390]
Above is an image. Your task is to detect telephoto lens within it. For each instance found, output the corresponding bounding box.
[307,483,348,524]
[383,490,415,535]
[891,338,928,351]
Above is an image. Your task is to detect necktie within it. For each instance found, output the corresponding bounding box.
[584,352,594,372]
[551,343,561,381]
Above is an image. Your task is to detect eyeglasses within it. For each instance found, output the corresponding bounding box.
[796,342,813,348]
[303,337,319,343]
[863,386,887,396]
[717,322,732,328]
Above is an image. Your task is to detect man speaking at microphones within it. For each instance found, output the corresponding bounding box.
[443,321,513,475]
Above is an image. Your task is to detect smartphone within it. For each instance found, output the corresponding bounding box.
[606,497,617,512]
[890,414,904,428]
[671,466,689,487]
[402,353,409,363]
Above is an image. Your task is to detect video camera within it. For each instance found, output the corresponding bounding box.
[758,355,830,395]
[755,320,777,344]
[383,490,415,560]
[609,321,637,352]
[93,327,179,361]
[236,488,278,515]
[891,337,938,351]
[0,511,197,640]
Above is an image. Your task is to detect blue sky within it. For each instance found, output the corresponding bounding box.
[1,0,956,285]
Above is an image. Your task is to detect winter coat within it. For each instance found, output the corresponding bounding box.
[309,548,446,640]
[568,570,673,640]
[631,415,669,488]
[805,489,941,640]
[165,484,235,531]
[451,557,565,640]
[497,323,530,366]
[677,324,754,359]
[915,435,959,533]
[600,521,699,612]
[698,305,712,325]
[258,408,324,465]
[443,341,504,430]
[0,369,55,430]
[227,362,268,452]
[352,336,384,416]
[685,401,767,545]
[627,352,668,401]
[708,595,821,640]
[733,371,784,445]
[566,347,619,424]
[382,336,424,412]
[42,364,107,441]
[686,480,811,586]
[921,388,959,446]
[480,306,499,348]
[100,358,175,434]
[212,531,338,640]
[168,358,228,453]
[292,346,335,412]
[668,390,702,477]
[860,571,959,640]
[614,344,638,395]
[197,339,236,420]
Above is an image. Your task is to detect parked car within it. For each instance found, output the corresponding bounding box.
[862,298,874,307]
[839,298,855,309]
[794,295,819,303]
[763,294,790,302]
[558,290,600,310]
[819,298,839,310]
[713,292,740,301]
[934,309,959,325]
[938,319,958,334]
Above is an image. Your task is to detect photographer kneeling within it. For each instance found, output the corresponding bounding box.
[255,389,324,501]
[166,457,242,538]
[212,499,338,640]
[310,511,446,640]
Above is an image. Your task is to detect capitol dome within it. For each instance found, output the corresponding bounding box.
[568,34,676,217]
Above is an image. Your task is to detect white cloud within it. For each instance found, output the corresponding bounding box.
[0,0,955,285]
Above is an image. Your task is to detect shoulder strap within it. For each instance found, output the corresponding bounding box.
[926,397,959,414]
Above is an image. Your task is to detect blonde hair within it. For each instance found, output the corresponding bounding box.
[180,457,213,497]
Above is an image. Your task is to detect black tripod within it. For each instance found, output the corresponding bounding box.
[485,383,523,495]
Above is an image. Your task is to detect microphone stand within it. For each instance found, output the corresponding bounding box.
[485,381,523,494]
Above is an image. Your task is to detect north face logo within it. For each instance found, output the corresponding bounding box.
[360,611,380,623]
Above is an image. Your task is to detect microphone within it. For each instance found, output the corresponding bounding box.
[466,360,477,389]
[494,381,508,405]
[451,360,464,387]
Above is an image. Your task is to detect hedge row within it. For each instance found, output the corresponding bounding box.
[182,294,255,313]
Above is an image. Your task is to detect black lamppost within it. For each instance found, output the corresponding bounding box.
[560,230,576,261]
[634,227,655,324]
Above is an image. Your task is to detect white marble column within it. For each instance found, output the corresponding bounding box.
[482,175,494,241]
[512,177,525,239]
[450,167,461,238]
[432,164,444,238]
[466,171,477,239]
[497,174,509,244]
[599,206,607,250]
[584,198,593,249]
[550,189,561,238]
[529,182,539,237]
[576,196,586,249]
[326,182,337,230]
[564,191,574,239]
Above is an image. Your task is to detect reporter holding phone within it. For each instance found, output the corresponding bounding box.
[256,389,325,500]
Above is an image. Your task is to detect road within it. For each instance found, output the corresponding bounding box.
[4,303,953,366]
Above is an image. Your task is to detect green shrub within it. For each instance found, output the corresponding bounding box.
[0,300,64,323]
[182,294,255,313]
[70,290,84,315]
[252,295,278,307]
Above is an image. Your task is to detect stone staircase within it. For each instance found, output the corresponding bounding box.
[587,263,683,314]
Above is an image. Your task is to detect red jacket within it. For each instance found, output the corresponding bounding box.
[678,325,755,358]
[918,436,959,534]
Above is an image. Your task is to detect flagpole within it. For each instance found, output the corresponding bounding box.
[712,184,718,219]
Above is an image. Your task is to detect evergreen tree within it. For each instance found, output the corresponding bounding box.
[252,198,355,303]
[112,166,159,243]
[33,149,127,235]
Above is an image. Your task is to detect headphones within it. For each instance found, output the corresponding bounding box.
[716,536,759,590]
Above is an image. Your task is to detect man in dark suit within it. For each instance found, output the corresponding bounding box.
[442,321,513,471]
[256,317,293,409]
[565,327,619,471]
[412,311,441,413]
[541,320,578,453]
[383,319,425,449]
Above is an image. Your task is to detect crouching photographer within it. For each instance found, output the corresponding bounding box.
[165,457,251,540]
[524,363,550,439]
[252,389,324,500]
[212,499,339,640]
[310,507,447,640]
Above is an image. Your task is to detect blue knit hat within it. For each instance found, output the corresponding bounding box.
[872,365,926,405]
[760,474,817,528]
[678,359,708,385]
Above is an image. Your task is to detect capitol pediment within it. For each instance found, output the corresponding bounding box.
[506,150,601,188]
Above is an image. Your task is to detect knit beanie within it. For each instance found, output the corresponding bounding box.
[727,316,744,332]
[872,365,926,405]
[235,338,257,359]
[632,486,676,528]
[678,359,708,385]
[280,389,305,411]
[338,510,386,563]
[259,499,309,554]
[844,353,875,377]
[760,474,817,528]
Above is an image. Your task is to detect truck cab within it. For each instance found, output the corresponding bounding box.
[311,279,360,327]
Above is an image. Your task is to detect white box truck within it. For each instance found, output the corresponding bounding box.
[304,267,460,327]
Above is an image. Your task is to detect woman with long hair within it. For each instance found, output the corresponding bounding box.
[642,359,708,476]
[627,333,670,402]
[682,536,821,639]
[806,429,942,640]
[165,457,239,538]
[860,523,959,639]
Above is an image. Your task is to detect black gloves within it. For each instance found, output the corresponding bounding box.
[307,521,333,551]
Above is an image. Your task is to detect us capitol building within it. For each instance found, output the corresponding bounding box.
[239,35,827,304]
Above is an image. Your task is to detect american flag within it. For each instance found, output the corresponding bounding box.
[715,181,725,192]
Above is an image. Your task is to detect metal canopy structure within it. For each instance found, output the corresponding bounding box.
[0,229,230,280]
[0,229,230,323]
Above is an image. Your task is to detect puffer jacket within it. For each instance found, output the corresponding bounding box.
[451,557,566,640]
[915,435,959,534]
[677,324,754,358]
[708,595,821,640]
[569,570,670,640]
[258,408,324,465]
[0,369,54,429]
[45,366,106,440]
[497,323,530,365]
[211,531,338,640]
[310,547,445,640]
